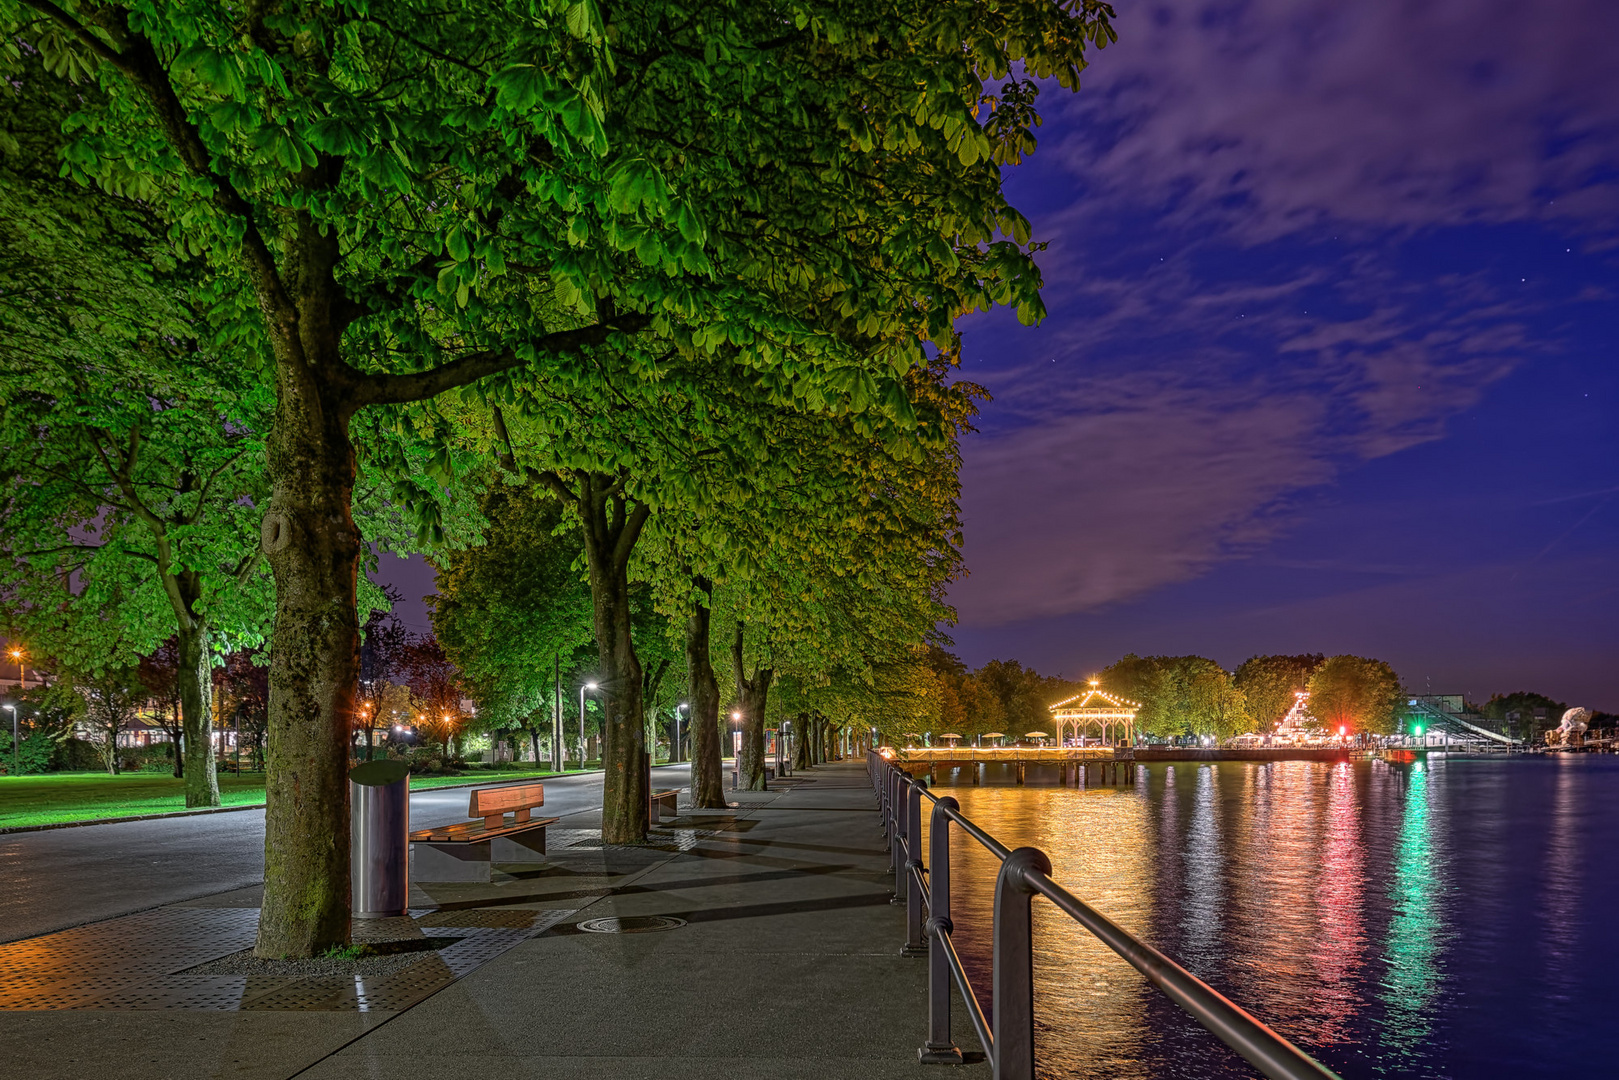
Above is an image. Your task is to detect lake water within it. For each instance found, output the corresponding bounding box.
[927,755,1619,1078]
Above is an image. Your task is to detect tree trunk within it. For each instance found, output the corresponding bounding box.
[176,623,221,808]
[575,477,650,845]
[793,710,811,770]
[587,554,645,842]
[685,578,725,808]
[731,622,773,791]
[255,366,361,959]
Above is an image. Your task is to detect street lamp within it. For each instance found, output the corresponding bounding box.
[580,681,599,769]
[3,703,15,775]
[730,710,742,790]
[675,702,689,762]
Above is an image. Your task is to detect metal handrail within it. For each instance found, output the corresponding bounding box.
[869,751,1342,1080]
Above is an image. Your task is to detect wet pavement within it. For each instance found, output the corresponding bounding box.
[0,765,691,943]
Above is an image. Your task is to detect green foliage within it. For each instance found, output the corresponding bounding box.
[1233,654,1325,730]
[1101,654,1247,740]
[1307,655,1403,735]
[430,481,590,729]
[1,0,1117,541]
[0,732,59,775]
[0,63,273,673]
[430,481,679,739]
[0,0,1118,942]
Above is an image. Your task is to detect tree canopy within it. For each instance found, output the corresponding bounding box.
[0,0,1117,953]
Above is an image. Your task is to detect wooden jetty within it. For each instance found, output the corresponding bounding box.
[889,746,1136,786]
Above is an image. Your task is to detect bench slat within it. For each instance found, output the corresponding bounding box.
[468,783,544,817]
[410,815,558,844]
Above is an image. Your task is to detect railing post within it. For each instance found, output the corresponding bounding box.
[880,764,889,833]
[892,771,908,904]
[920,796,962,1065]
[903,777,928,956]
[992,847,1052,1080]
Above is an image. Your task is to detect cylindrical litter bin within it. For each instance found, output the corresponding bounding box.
[350,759,410,919]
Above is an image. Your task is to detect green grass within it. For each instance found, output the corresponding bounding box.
[407,768,565,791]
[0,772,270,829]
[0,765,623,828]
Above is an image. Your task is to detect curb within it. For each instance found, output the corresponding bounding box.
[0,800,266,836]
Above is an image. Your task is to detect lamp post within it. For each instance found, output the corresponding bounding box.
[580,681,598,769]
[4,703,16,775]
[675,702,688,762]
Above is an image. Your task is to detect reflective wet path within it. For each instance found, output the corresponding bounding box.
[0,765,691,944]
[930,755,1619,1079]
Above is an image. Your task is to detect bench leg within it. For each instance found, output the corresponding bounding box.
[411,840,492,883]
[490,827,547,867]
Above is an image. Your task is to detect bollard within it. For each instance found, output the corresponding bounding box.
[350,760,410,919]
[920,796,963,1064]
[993,847,1053,1080]
[903,777,928,956]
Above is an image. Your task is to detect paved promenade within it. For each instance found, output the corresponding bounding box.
[0,762,977,1079]
[0,764,693,943]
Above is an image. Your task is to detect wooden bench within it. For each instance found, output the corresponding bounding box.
[648,788,679,824]
[409,782,558,883]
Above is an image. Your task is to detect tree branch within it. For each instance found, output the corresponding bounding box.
[612,501,650,575]
[354,315,653,407]
[15,0,297,322]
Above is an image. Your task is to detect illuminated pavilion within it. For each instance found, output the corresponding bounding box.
[1048,681,1139,746]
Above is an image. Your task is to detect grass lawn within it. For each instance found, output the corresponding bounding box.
[407,768,566,791]
[0,766,602,828]
[0,772,270,829]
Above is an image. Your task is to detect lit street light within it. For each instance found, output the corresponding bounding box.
[580,681,599,770]
[675,702,689,762]
[4,703,16,775]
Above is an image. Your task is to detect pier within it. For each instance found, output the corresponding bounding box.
[891,746,1136,786]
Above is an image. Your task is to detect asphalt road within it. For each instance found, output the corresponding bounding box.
[0,764,691,944]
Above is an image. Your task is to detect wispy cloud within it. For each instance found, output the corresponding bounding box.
[951,1,1616,627]
[1050,0,1619,241]
[955,257,1530,622]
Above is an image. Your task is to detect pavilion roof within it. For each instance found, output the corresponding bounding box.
[1048,685,1141,714]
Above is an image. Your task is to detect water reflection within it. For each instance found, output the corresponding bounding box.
[1181,766,1224,967]
[926,757,1619,1079]
[1310,762,1366,1044]
[1377,760,1447,1065]
[1540,759,1580,1003]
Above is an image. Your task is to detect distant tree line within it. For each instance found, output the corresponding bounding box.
[906,650,1425,743]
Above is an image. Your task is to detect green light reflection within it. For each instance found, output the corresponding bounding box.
[1378,763,1448,1059]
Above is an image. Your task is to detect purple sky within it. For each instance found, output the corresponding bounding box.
[384,1,1619,710]
[946,0,1619,708]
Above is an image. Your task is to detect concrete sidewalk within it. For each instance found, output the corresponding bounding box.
[0,763,984,1079]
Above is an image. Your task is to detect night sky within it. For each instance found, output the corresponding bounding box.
[385,1,1619,710]
[947,1,1619,708]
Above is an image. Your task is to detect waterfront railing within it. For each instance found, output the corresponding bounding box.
[868,751,1342,1080]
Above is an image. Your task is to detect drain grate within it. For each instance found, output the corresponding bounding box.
[576,916,686,934]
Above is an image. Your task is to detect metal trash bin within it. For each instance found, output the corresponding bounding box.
[350,759,410,919]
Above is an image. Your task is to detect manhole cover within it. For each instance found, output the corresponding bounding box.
[576,916,686,935]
